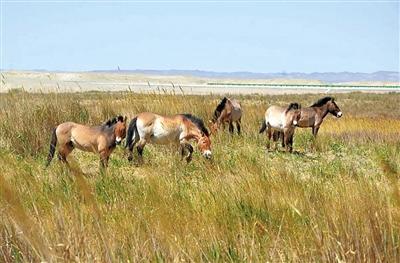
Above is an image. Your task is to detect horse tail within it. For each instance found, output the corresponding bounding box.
[259,119,267,134]
[125,117,138,148]
[46,127,57,167]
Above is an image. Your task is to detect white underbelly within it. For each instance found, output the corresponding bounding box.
[149,121,180,145]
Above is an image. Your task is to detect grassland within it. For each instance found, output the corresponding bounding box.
[0,90,399,262]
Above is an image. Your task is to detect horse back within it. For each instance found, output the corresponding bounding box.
[56,122,104,152]
[136,112,182,143]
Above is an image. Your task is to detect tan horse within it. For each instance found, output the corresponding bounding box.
[125,113,212,163]
[210,97,242,134]
[46,116,127,168]
[259,103,301,152]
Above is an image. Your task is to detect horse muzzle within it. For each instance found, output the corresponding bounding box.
[115,137,122,145]
[336,111,343,118]
[293,120,298,127]
[203,150,212,159]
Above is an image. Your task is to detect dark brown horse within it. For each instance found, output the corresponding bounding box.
[46,116,127,168]
[298,96,342,136]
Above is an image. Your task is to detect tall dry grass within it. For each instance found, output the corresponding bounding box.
[0,90,399,262]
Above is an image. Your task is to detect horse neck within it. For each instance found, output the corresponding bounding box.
[313,104,329,119]
[101,124,116,139]
[186,126,203,141]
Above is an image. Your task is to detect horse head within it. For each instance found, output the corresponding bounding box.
[327,99,343,118]
[285,103,302,127]
[198,133,212,159]
[114,115,127,145]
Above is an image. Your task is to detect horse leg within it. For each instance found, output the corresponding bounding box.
[58,142,73,165]
[288,133,294,152]
[136,139,147,164]
[313,126,320,137]
[284,130,294,153]
[128,135,140,162]
[229,121,234,133]
[266,127,272,150]
[279,131,285,148]
[99,150,110,169]
[180,140,194,163]
[236,119,241,135]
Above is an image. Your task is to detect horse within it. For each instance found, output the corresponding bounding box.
[210,97,242,134]
[46,116,127,168]
[297,96,342,136]
[259,103,302,152]
[273,96,343,142]
[125,113,212,163]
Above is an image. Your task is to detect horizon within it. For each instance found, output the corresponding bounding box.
[2,68,398,74]
[1,1,399,73]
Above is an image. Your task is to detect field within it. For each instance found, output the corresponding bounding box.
[1,90,400,262]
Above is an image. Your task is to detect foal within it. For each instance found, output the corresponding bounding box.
[259,103,301,152]
[46,116,127,168]
[126,113,212,163]
[210,97,242,134]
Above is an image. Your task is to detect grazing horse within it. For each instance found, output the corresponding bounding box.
[125,113,212,163]
[259,103,302,152]
[210,97,242,134]
[273,96,343,142]
[46,116,127,168]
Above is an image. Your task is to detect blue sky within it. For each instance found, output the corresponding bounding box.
[1,1,399,73]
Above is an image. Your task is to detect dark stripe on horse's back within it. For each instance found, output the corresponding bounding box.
[213,97,228,121]
[180,114,210,137]
[310,97,334,107]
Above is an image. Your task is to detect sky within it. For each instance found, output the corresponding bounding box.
[1,1,399,73]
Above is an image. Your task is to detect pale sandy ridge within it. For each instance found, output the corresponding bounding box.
[1,71,399,95]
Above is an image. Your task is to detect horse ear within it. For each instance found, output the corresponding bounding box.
[124,116,127,123]
[117,115,124,122]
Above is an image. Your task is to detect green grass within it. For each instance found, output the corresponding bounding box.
[0,91,399,262]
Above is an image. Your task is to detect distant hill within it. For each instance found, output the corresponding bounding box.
[91,69,400,83]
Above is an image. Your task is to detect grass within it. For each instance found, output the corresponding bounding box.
[0,90,399,262]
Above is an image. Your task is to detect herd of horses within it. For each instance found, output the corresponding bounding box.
[46,96,342,169]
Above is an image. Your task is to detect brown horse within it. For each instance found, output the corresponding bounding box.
[210,97,242,134]
[126,113,212,163]
[273,96,343,144]
[46,116,127,168]
[259,103,302,152]
[297,96,342,136]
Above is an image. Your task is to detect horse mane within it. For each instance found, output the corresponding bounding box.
[285,102,301,113]
[180,113,210,137]
[212,97,228,121]
[310,97,334,107]
[104,115,124,127]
